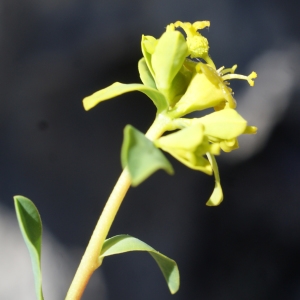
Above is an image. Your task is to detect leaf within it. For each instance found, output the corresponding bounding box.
[121,125,174,186]
[83,82,168,113]
[14,195,44,300]
[206,154,223,206]
[141,35,157,78]
[138,58,157,89]
[151,31,188,101]
[100,235,180,294]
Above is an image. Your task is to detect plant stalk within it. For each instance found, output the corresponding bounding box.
[65,114,170,300]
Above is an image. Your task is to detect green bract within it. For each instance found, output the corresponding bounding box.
[83,20,258,206]
[150,31,188,104]
[121,125,174,186]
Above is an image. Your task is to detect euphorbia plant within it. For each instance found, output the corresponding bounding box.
[13,20,257,299]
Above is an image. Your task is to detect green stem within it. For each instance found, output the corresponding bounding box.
[65,114,170,300]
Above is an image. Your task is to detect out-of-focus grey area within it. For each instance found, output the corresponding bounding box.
[1,1,300,299]
[0,205,107,299]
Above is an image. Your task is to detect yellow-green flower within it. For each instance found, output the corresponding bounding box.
[155,123,220,175]
[172,108,257,153]
[169,62,257,118]
[82,20,258,206]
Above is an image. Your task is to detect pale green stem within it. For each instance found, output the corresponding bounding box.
[65,113,171,300]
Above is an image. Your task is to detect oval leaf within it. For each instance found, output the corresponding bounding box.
[141,35,157,78]
[14,195,44,300]
[100,235,180,294]
[121,125,174,186]
[83,82,168,113]
[151,31,188,100]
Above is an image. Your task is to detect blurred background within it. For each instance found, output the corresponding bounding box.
[1,0,300,299]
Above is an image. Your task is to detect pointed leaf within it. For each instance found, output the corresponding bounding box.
[83,82,168,113]
[100,235,180,294]
[121,125,174,186]
[206,154,223,206]
[14,196,44,300]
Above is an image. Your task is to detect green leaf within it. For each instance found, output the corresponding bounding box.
[151,31,188,101]
[100,235,180,294]
[121,125,174,186]
[141,35,157,78]
[206,153,223,206]
[14,195,44,300]
[82,82,168,113]
[138,58,157,89]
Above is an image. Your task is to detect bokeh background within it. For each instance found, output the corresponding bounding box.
[1,0,300,299]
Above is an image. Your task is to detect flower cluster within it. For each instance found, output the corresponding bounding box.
[83,21,257,206]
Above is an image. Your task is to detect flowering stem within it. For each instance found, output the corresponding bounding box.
[65,113,170,300]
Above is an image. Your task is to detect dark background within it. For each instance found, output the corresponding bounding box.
[1,0,300,299]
